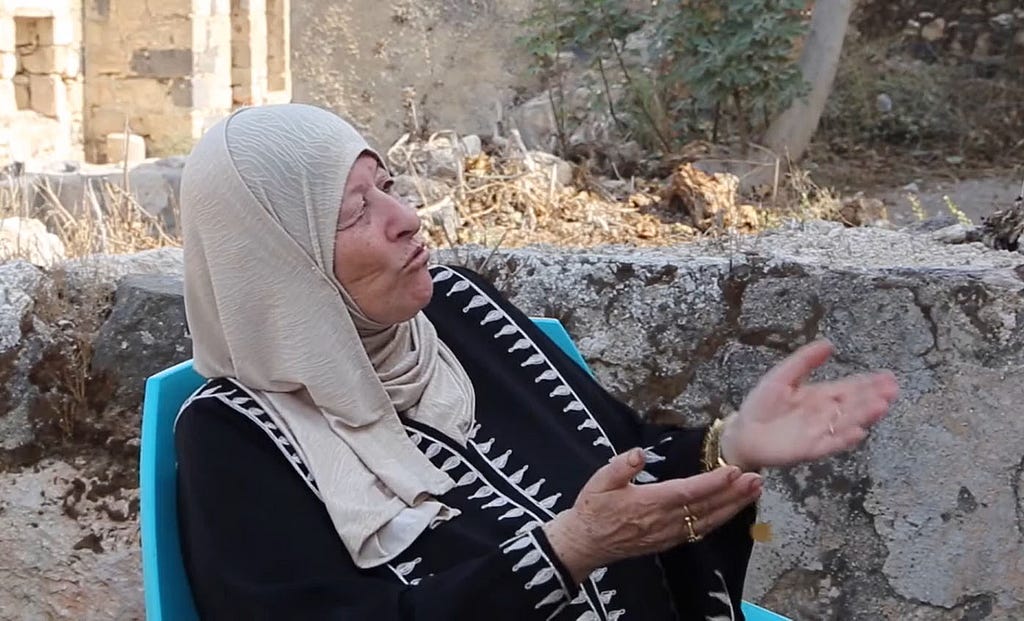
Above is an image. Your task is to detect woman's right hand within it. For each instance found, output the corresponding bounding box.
[542,448,762,583]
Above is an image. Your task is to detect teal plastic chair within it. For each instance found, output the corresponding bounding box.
[139,318,789,621]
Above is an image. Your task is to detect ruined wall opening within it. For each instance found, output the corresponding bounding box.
[14,16,57,115]
[266,0,286,93]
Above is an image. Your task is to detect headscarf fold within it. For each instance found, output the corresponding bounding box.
[181,103,475,567]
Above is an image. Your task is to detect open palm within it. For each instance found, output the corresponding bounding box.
[721,340,900,471]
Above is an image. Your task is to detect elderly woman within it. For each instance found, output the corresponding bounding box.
[175,104,898,621]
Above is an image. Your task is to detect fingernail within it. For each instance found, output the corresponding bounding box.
[727,466,741,481]
[627,448,643,468]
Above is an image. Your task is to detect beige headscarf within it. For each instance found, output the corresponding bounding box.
[180,103,475,568]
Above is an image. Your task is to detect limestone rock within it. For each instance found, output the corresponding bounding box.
[392,174,452,208]
[0,460,143,620]
[0,217,66,267]
[61,247,184,298]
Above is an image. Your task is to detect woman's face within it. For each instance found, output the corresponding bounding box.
[333,154,433,325]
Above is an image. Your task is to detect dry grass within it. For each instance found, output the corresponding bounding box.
[29,266,111,441]
[0,166,180,264]
[0,162,178,442]
[391,133,855,256]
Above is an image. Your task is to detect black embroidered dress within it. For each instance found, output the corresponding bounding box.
[176,266,756,621]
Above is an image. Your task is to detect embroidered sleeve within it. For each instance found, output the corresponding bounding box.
[500,528,579,615]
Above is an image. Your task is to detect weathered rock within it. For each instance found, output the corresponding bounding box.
[61,247,184,298]
[0,460,142,620]
[392,174,452,208]
[92,274,191,419]
[839,195,888,227]
[460,135,483,158]
[0,217,66,267]
[529,151,573,187]
[453,226,1024,618]
[930,223,981,245]
[0,261,44,452]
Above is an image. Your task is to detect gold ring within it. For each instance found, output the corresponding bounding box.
[684,514,703,543]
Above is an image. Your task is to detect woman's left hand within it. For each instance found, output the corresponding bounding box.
[719,340,900,471]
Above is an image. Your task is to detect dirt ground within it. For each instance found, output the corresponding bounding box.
[808,146,1023,226]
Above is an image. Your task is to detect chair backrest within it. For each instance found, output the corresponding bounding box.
[139,318,788,621]
[140,359,205,621]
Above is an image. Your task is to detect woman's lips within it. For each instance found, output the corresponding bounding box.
[405,245,429,268]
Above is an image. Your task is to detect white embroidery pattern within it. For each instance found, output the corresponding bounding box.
[178,379,322,500]
[403,425,621,620]
[634,440,671,484]
[502,530,572,619]
[705,570,735,621]
[431,266,616,455]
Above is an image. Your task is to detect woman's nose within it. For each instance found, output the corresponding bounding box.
[385,193,421,240]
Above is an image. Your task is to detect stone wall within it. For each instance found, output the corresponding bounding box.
[2,226,1024,618]
[1,0,291,166]
[0,0,84,163]
[82,0,236,162]
[291,0,539,149]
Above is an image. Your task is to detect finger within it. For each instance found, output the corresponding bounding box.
[828,371,900,403]
[689,478,764,538]
[872,371,900,402]
[583,448,645,494]
[830,376,896,429]
[763,340,834,388]
[646,465,742,509]
[684,472,762,519]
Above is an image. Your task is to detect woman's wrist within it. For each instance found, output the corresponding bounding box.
[714,413,756,472]
[541,510,601,584]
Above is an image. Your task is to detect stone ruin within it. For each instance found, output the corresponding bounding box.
[0,0,291,166]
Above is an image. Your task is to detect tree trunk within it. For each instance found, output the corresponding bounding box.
[762,0,856,163]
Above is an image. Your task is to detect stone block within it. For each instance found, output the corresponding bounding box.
[29,73,66,117]
[231,40,252,67]
[125,19,190,49]
[129,48,193,78]
[160,75,189,106]
[105,132,146,164]
[15,20,37,46]
[11,74,29,110]
[0,18,14,52]
[0,52,16,78]
[87,106,131,139]
[81,36,129,75]
[107,78,171,108]
[82,72,118,105]
[20,45,66,74]
[231,65,251,85]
